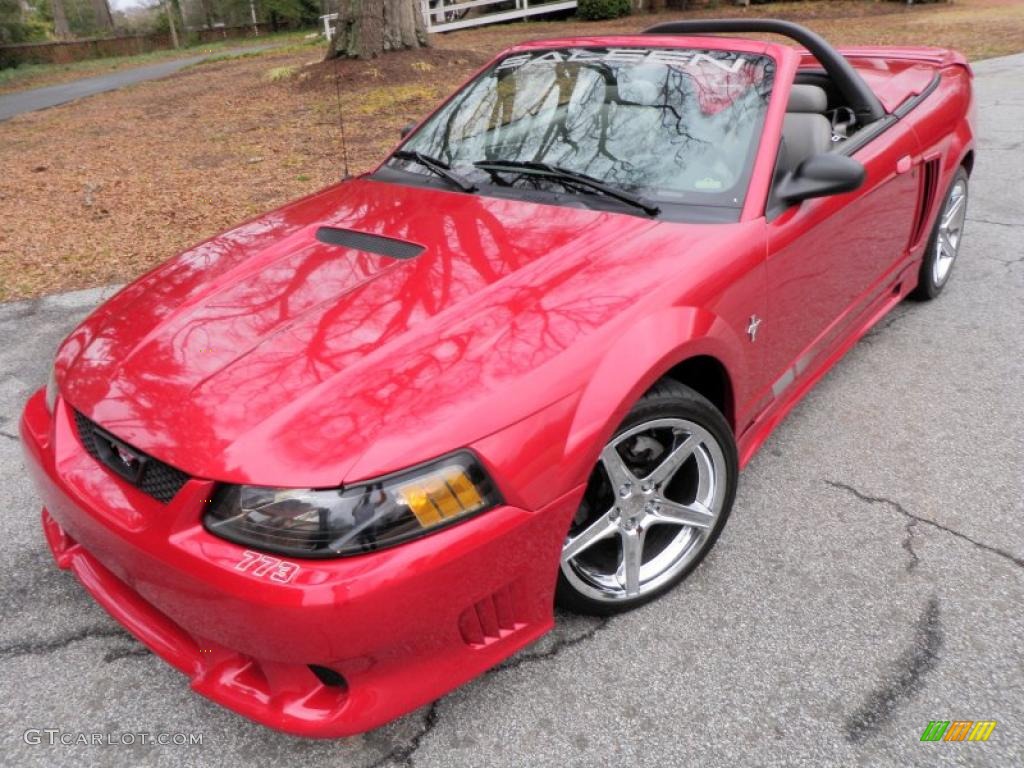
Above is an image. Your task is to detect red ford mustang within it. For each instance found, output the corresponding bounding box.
[21,20,974,736]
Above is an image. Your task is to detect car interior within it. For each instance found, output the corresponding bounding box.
[778,84,834,176]
[792,72,861,142]
[644,18,889,195]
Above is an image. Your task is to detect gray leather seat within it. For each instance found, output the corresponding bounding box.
[787,84,828,114]
[779,85,832,175]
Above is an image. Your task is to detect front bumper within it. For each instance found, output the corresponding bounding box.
[20,390,581,737]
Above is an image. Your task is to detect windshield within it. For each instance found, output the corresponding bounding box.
[390,47,775,211]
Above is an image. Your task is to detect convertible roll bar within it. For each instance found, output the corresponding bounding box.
[643,19,886,123]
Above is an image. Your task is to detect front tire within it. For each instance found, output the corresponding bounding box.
[910,167,969,301]
[556,380,738,616]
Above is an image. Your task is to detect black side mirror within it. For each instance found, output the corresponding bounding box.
[775,153,865,205]
[399,121,416,139]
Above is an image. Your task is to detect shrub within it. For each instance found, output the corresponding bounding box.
[577,0,632,21]
[265,65,300,82]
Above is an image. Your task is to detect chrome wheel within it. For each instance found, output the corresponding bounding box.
[933,177,968,286]
[560,417,728,603]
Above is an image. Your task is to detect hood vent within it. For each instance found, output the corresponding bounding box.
[315,227,424,260]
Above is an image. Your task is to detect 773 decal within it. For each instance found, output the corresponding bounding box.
[234,550,301,584]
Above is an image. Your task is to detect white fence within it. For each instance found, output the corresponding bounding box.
[321,0,577,38]
[320,14,337,39]
[420,0,578,33]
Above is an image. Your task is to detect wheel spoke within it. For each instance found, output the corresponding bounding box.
[939,232,957,262]
[695,449,713,502]
[562,416,731,604]
[600,444,637,489]
[562,510,617,562]
[644,433,699,488]
[941,192,966,230]
[649,499,715,529]
[616,527,645,596]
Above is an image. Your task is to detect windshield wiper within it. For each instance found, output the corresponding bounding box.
[473,160,660,216]
[392,150,477,193]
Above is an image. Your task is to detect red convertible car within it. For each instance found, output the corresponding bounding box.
[21,20,974,736]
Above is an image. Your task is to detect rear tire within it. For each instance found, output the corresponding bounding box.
[910,167,969,301]
[556,380,738,616]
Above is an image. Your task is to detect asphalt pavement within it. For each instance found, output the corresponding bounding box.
[0,52,1021,768]
[0,43,280,122]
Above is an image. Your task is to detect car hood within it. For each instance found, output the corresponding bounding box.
[60,178,722,487]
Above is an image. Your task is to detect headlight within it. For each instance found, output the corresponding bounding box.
[45,360,59,413]
[203,452,502,558]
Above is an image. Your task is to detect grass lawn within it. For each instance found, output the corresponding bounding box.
[0,30,315,96]
[1,0,1022,302]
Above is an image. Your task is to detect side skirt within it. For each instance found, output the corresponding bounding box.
[735,260,919,468]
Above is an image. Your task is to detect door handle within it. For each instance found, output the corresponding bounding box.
[896,155,913,174]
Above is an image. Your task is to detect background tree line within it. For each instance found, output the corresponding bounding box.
[0,0,324,43]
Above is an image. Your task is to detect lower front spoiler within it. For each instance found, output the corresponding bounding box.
[41,506,565,737]
[41,508,363,735]
[23,388,586,737]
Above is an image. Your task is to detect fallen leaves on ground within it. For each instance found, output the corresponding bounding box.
[1,0,1021,301]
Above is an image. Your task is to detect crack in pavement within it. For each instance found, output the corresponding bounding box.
[861,307,912,345]
[844,595,943,743]
[902,517,920,573]
[967,216,1020,228]
[826,480,918,571]
[365,617,610,767]
[982,254,1024,267]
[491,617,612,675]
[367,700,439,768]
[825,481,1024,570]
[0,430,19,442]
[0,625,129,661]
[103,645,151,663]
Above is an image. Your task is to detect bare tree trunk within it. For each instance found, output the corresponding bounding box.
[326,0,426,60]
[51,0,71,38]
[165,0,180,48]
[384,0,423,51]
[198,0,215,28]
[70,0,85,28]
[249,0,260,35]
[90,0,114,31]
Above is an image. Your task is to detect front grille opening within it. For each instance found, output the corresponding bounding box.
[308,664,348,690]
[72,410,190,504]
